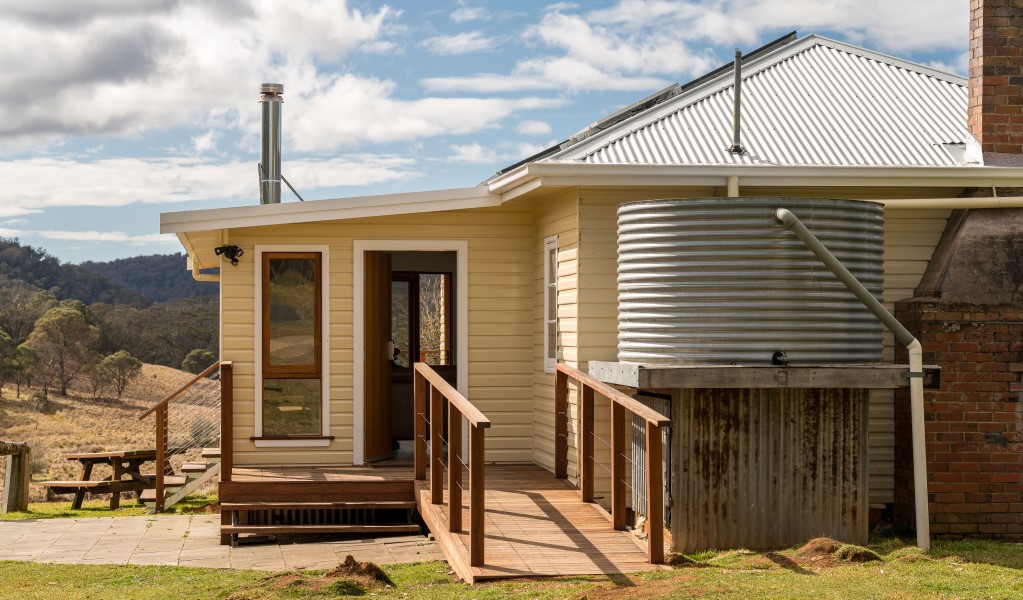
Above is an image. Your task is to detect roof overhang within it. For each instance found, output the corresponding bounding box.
[487,162,1023,201]
[161,185,499,234]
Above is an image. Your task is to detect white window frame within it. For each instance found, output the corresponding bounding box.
[253,245,331,447]
[544,235,559,373]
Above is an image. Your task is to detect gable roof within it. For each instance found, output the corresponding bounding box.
[533,35,970,169]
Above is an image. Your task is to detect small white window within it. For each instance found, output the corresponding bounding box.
[544,235,559,372]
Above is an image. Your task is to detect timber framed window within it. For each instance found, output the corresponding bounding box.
[544,235,558,372]
[258,251,326,439]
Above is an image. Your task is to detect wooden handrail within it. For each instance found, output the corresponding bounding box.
[413,362,489,567]
[139,361,222,420]
[414,363,490,428]
[555,363,670,427]
[554,362,670,564]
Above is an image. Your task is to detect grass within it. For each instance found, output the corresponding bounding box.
[1,537,1021,599]
[0,493,218,522]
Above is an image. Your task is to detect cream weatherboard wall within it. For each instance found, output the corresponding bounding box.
[219,203,535,467]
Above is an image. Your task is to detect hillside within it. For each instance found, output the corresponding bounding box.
[0,238,148,305]
[80,253,219,302]
[0,364,198,501]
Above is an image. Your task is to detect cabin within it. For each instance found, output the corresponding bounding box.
[158,4,1023,581]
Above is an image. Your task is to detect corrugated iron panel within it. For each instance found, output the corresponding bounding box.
[671,387,869,552]
[617,197,885,365]
[574,42,967,167]
[631,393,671,526]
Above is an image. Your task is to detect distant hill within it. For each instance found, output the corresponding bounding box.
[80,253,218,303]
[0,237,148,305]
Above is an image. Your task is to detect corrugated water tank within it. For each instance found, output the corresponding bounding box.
[617,197,885,365]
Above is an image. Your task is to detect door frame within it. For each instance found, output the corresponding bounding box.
[353,240,469,465]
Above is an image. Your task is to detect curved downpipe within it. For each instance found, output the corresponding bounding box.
[774,207,930,551]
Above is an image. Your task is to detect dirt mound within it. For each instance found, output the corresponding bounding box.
[798,537,842,556]
[325,555,393,587]
[835,544,882,563]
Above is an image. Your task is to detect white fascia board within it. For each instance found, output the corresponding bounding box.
[490,162,1023,199]
[160,186,498,234]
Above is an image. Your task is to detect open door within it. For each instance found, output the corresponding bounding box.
[364,251,393,461]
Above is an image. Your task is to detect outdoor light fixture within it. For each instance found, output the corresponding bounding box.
[215,245,244,266]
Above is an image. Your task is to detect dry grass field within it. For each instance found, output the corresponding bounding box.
[0,364,197,501]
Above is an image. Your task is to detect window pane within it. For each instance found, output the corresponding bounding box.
[268,257,317,367]
[419,274,449,365]
[262,378,321,435]
[391,280,410,368]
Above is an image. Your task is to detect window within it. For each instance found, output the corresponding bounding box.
[544,236,558,372]
[261,252,322,437]
[392,272,453,368]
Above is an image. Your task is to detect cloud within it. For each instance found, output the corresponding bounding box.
[451,4,486,23]
[420,31,495,55]
[0,154,420,213]
[449,143,500,164]
[518,120,553,135]
[0,0,397,148]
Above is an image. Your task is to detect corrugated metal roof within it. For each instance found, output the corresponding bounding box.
[549,36,969,167]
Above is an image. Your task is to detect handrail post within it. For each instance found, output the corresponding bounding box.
[414,368,427,480]
[448,405,463,532]
[220,362,233,483]
[554,368,568,479]
[430,385,443,504]
[611,402,627,530]
[469,425,485,567]
[646,423,664,563]
[155,404,167,512]
[580,384,594,503]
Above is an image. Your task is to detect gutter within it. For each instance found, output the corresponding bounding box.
[775,208,931,551]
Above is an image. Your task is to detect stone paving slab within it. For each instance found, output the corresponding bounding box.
[0,515,444,571]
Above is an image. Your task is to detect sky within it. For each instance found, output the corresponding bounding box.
[0,0,969,263]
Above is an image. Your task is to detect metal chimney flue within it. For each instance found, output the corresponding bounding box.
[259,83,283,204]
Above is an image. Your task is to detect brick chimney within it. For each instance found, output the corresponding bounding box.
[969,0,1023,154]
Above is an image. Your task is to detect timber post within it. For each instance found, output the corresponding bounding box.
[1,441,31,513]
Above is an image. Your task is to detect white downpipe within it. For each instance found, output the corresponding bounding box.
[774,207,930,551]
[727,176,740,197]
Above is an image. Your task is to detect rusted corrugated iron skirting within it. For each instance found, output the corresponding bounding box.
[671,387,868,552]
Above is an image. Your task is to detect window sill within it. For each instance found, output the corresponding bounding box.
[250,435,334,448]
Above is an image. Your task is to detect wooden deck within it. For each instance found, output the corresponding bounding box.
[228,463,666,583]
[415,464,668,583]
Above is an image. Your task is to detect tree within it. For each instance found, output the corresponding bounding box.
[99,350,142,399]
[0,281,53,344]
[182,349,216,374]
[0,329,14,397]
[26,304,100,396]
[5,345,36,398]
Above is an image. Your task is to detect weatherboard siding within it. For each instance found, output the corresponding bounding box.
[532,189,580,475]
[220,203,535,467]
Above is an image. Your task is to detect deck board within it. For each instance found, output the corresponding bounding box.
[415,464,668,583]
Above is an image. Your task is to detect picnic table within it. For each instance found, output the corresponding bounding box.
[38,449,158,509]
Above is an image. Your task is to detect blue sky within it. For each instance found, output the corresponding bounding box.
[0,0,968,263]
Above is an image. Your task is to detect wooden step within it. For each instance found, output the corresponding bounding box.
[219,480,415,503]
[222,500,416,511]
[201,448,221,459]
[222,524,421,535]
[181,462,208,473]
[164,475,187,487]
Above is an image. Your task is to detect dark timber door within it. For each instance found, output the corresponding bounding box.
[364,251,393,461]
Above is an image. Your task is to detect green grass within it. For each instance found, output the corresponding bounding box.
[1,537,1021,599]
[0,493,218,521]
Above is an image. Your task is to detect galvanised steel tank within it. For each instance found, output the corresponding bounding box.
[617,197,885,365]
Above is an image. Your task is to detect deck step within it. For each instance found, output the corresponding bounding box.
[222,524,421,535]
[139,476,189,503]
[222,500,417,511]
[201,447,221,459]
[181,462,208,473]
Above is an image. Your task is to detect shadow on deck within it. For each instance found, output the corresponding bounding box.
[225,463,666,583]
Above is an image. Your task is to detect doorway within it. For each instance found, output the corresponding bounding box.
[361,249,459,463]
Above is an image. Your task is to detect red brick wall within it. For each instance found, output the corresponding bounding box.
[893,300,1023,540]
[968,0,1023,154]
